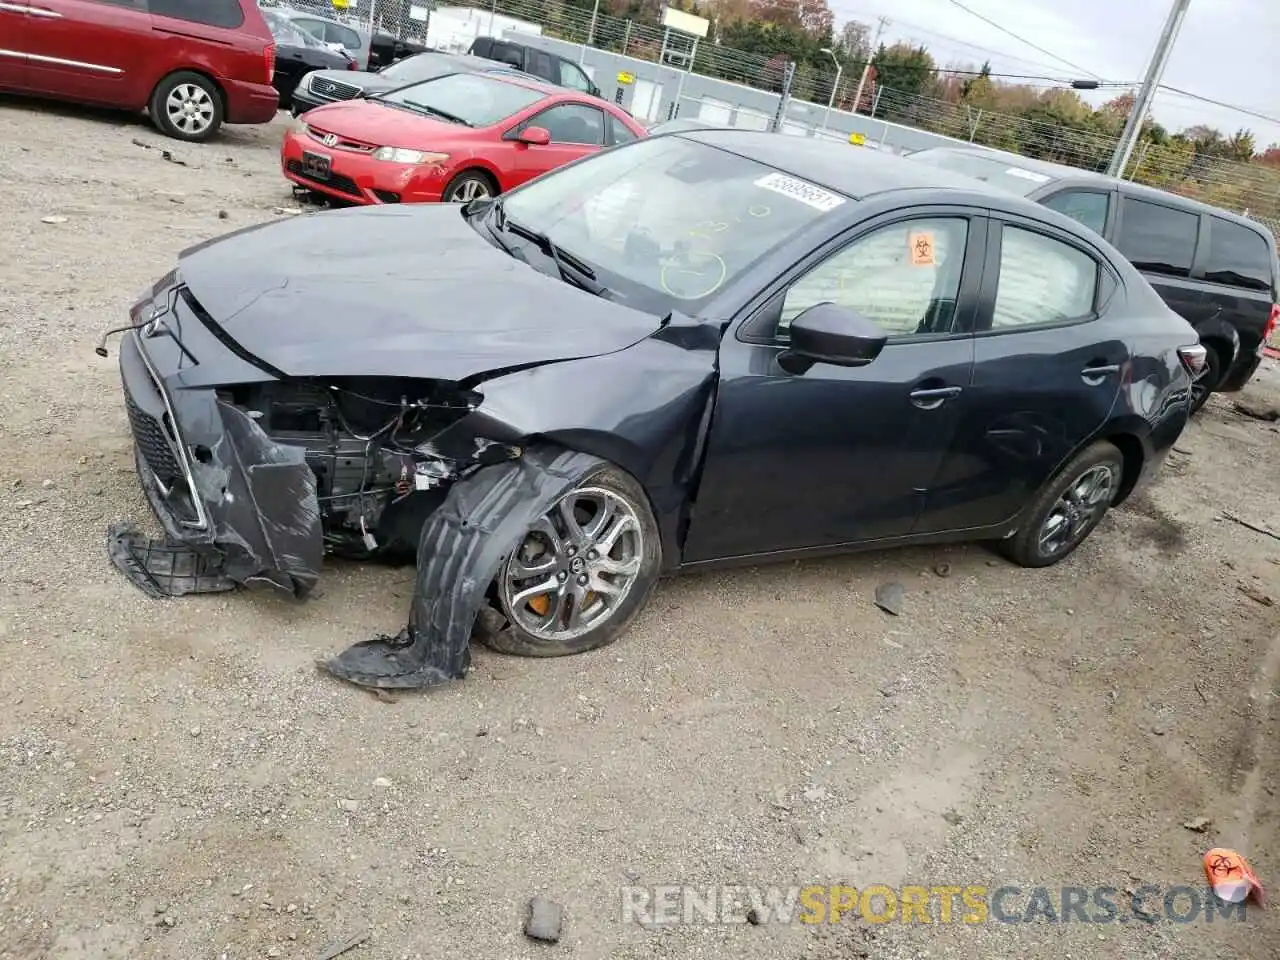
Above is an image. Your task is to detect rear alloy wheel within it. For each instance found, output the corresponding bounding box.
[442,171,495,204]
[150,71,223,142]
[1188,344,1224,416]
[485,467,661,658]
[1000,441,1125,568]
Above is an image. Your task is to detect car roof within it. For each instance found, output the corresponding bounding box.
[416,51,522,74]
[912,145,1275,239]
[679,128,1020,202]
[270,5,357,27]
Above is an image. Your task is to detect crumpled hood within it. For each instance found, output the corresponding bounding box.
[175,205,662,382]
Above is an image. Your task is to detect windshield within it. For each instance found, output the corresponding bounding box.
[497,135,849,313]
[381,53,472,84]
[263,11,322,48]
[907,149,1058,196]
[376,72,544,126]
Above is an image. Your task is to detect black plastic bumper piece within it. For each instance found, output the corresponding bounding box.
[322,446,605,690]
[106,522,237,599]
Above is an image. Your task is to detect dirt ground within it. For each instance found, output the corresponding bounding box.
[2,98,1279,960]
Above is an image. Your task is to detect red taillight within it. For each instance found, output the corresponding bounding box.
[264,42,276,83]
[1178,343,1209,378]
[1264,304,1279,343]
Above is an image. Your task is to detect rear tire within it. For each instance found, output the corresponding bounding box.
[1000,441,1125,568]
[1189,343,1225,416]
[481,464,661,658]
[149,71,224,142]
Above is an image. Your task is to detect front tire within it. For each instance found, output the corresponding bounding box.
[1000,441,1125,568]
[441,169,496,204]
[482,465,661,658]
[149,71,224,142]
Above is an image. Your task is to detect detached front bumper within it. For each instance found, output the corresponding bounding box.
[111,331,322,598]
[280,129,447,205]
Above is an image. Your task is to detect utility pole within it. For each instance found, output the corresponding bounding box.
[1106,0,1191,177]
[581,0,601,64]
[852,16,888,116]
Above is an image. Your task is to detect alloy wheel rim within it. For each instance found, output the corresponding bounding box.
[450,179,490,203]
[1037,464,1117,558]
[165,84,215,135]
[499,486,644,642]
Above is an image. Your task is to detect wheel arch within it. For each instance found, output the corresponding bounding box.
[150,67,227,115]
[445,164,502,197]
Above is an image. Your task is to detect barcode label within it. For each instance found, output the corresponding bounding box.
[753,172,847,212]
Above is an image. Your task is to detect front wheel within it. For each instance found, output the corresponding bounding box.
[1000,441,1125,568]
[441,170,496,204]
[483,465,661,658]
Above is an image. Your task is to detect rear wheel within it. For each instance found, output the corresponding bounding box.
[1000,441,1125,568]
[482,465,661,658]
[442,169,496,203]
[149,71,223,142]
[1189,343,1225,415]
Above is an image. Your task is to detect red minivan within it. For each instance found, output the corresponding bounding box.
[0,0,279,141]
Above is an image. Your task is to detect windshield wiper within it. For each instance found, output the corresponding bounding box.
[403,102,471,125]
[504,215,610,298]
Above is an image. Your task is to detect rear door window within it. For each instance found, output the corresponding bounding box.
[1204,217,1274,292]
[528,50,557,83]
[491,42,525,69]
[990,226,1099,328]
[149,0,244,28]
[1041,190,1110,237]
[1115,197,1198,278]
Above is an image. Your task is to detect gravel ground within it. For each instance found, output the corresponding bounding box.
[2,99,1279,960]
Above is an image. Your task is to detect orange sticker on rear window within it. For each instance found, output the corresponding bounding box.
[909,231,936,266]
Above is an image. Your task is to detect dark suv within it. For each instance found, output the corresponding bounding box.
[908,147,1280,413]
[467,36,601,98]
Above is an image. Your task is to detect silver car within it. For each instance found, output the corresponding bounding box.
[263,3,372,70]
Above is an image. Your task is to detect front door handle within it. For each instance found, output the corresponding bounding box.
[1081,363,1121,383]
[909,385,962,410]
[27,4,61,15]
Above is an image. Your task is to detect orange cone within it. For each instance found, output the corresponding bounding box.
[1204,848,1265,905]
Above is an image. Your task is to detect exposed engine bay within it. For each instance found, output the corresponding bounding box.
[214,377,514,558]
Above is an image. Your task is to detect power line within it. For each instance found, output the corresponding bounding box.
[1157,86,1280,129]
[939,0,1103,79]
[842,9,1079,77]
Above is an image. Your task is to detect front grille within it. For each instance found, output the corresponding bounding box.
[125,388,183,484]
[307,125,376,153]
[285,159,362,198]
[308,75,361,101]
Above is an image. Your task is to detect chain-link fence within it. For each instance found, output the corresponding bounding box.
[355,0,1280,236]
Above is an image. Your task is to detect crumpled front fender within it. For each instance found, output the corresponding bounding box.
[322,447,606,689]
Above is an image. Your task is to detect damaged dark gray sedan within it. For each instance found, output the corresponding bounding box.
[104,129,1202,689]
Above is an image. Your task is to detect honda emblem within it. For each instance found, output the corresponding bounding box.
[322,133,338,147]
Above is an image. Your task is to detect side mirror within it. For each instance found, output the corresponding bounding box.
[516,125,551,146]
[588,83,602,97]
[785,302,888,368]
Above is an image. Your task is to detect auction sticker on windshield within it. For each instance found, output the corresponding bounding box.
[753,172,846,213]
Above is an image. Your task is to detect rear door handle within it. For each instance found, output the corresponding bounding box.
[909,385,962,410]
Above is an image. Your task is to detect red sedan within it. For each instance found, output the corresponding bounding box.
[281,71,647,205]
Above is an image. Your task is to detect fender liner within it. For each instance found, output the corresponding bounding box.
[322,446,606,690]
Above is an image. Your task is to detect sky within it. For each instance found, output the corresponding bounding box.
[828,0,1280,148]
